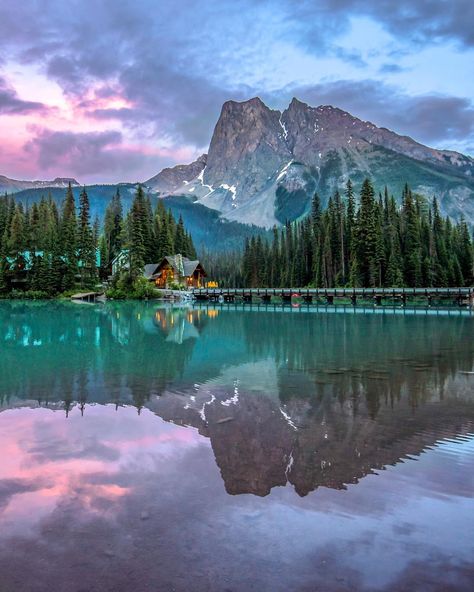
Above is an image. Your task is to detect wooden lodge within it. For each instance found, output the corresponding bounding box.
[111,251,206,289]
[144,254,206,289]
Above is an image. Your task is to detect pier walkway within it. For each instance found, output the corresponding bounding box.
[71,292,105,303]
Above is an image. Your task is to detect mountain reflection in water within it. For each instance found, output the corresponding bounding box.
[0,301,473,592]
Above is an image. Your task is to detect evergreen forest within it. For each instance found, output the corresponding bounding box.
[211,179,474,289]
[1,177,473,296]
[0,184,196,296]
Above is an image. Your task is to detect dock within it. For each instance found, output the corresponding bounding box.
[71,292,105,303]
[192,287,474,307]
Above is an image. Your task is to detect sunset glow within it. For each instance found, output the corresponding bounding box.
[0,1,473,183]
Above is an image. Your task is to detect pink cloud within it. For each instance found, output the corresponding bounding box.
[0,75,51,116]
[0,72,204,183]
[0,404,207,537]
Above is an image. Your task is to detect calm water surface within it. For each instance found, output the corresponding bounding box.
[1,301,473,592]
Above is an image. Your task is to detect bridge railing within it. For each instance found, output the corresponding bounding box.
[193,287,473,296]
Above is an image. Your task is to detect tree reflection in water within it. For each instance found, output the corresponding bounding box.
[1,301,473,497]
[1,302,474,592]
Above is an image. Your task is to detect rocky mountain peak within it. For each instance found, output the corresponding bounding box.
[204,97,291,197]
[145,96,474,229]
[221,96,268,113]
[287,96,310,110]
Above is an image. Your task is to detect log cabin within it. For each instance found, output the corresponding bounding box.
[144,254,206,289]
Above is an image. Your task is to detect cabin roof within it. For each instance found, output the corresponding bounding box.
[143,263,159,279]
[111,249,129,265]
[157,254,206,277]
[163,254,185,274]
[183,259,202,276]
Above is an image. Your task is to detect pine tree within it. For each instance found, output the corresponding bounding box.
[61,183,78,290]
[457,217,473,285]
[128,186,147,279]
[186,231,197,259]
[77,187,97,287]
[386,228,404,286]
[371,201,385,287]
[242,238,251,286]
[175,215,187,255]
[206,179,474,291]
[270,226,281,287]
[8,205,27,265]
[103,188,123,267]
[354,178,377,286]
[157,210,174,259]
[143,194,155,262]
[403,188,422,287]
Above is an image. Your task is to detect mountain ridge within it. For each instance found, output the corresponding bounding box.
[3,97,474,232]
[0,175,80,193]
[146,96,474,228]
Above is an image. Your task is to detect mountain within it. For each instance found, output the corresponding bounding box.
[5,97,474,245]
[146,154,207,193]
[146,97,474,228]
[0,175,80,193]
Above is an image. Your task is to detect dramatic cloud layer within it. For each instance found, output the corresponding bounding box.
[0,76,49,115]
[0,0,473,182]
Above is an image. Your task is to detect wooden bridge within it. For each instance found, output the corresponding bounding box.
[192,287,474,307]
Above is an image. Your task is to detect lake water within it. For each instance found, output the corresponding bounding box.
[1,301,473,592]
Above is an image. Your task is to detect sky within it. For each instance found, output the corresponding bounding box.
[0,0,473,184]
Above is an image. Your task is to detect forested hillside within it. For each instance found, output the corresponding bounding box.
[10,185,267,252]
[0,184,196,296]
[214,179,474,288]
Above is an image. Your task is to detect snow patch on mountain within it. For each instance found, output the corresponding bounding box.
[276,161,293,182]
[279,115,288,140]
[220,183,237,200]
[197,166,214,195]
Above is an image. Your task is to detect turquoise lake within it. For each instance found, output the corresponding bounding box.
[0,301,473,591]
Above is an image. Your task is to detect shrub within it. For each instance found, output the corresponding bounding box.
[105,277,160,300]
[105,287,128,300]
[7,289,51,300]
[131,277,159,299]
